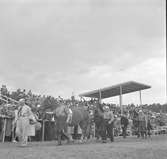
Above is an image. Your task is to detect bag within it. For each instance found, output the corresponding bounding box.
[35,122,42,131]
[29,112,37,125]
[29,118,36,125]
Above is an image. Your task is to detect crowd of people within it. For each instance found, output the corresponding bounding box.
[0,85,167,146]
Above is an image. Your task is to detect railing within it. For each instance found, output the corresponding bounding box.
[0,93,19,143]
[0,93,19,104]
[0,97,8,103]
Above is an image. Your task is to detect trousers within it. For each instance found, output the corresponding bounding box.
[101,119,114,142]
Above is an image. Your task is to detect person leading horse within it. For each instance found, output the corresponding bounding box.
[53,104,91,145]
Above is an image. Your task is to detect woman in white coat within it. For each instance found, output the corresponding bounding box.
[16,99,35,146]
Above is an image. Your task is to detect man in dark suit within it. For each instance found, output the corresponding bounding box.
[121,112,129,138]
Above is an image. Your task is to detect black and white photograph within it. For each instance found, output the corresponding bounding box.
[0,0,166,159]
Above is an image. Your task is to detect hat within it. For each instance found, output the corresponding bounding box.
[19,98,25,102]
[37,104,41,108]
[103,106,109,111]
[114,115,118,118]
[6,104,11,107]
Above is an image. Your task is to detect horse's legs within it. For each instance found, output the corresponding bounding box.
[145,126,148,139]
[79,122,88,143]
[86,122,91,139]
[79,127,85,143]
[57,130,62,145]
[95,123,102,140]
[137,128,140,138]
[57,129,72,145]
[147,129,151,138]
[145,131,147,139]
[80,133,84,142]
[66,126,74,142]
[75,127,84,143]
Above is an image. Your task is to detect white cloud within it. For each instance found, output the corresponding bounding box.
[0,0,165,104]
[76,55,166,104]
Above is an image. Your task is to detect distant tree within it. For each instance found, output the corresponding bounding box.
[1,85,9,96]
[10,89,21,101]
[41,96,58,111]
[162,104,167,113]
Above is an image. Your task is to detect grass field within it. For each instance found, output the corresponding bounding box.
[0,135,167,159]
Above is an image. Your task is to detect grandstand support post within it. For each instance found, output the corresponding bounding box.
[2,118,7,143]
[166,50,167,104]
[93,122,96,139]
[119,85,123,115]
[99,89,102,104]
[42,120,45,142]
[139,90,142,106]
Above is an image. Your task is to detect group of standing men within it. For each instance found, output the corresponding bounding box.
[96,105,129,143]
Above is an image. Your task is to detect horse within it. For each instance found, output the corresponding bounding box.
[93,104,104,140]
[53,104,91,145]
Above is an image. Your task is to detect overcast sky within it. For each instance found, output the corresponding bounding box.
[0,0,166,104]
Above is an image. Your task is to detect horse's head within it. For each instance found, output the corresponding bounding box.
[53,104,67,118]
[53,105,69,132]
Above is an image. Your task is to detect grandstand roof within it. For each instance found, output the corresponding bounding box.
[79,81,151,99]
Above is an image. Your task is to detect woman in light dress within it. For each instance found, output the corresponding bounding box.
[16,99,36,146]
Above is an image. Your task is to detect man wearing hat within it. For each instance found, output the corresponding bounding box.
[102,105,115,143]
[138,109,147,138]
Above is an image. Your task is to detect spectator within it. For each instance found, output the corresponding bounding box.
[147,114,153,137]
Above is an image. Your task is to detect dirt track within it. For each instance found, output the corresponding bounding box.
[0,135,167,159]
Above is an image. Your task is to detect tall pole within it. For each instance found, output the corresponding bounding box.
[99,89,102,104]
[42,120,45,141]
[166,50,167,103]
[139,90,142,106]
[2,118,7,143]
[119,85,123,115]
[94,89,102,139]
